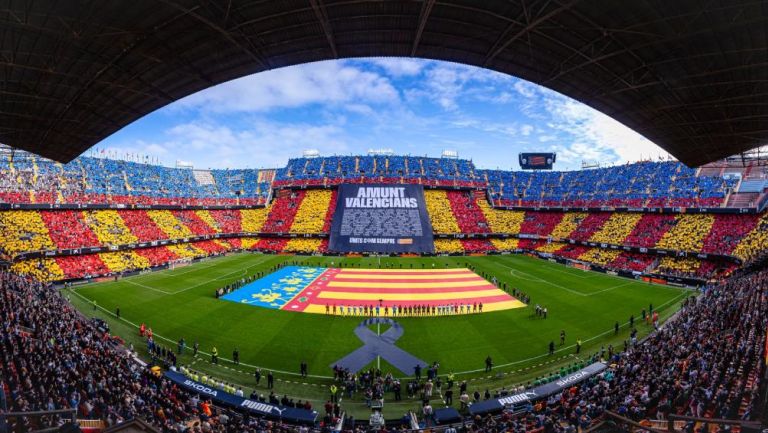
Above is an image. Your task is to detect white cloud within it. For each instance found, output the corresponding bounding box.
[172,60,399,113]
[538,135,557,143]
[543,96,670,163]
[513,81,538,98]
[520,124,534,136]
[366,58,424,77]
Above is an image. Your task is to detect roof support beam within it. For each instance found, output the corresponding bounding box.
[483,0,579,67]
[411,0,436,56]
[309,0,338,58]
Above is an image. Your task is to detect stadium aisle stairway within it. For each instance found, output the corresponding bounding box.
[424,190,461,233]
[588,212,643,244]
[289,189,332,233]
[118,210,169,242]
[85,210,139,245]
[147,210,195,239]
[0,210,56,257]
[656,214,715,252]
[446,190,490,233]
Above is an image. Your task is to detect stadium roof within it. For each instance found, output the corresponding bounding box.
[3,0,768,167]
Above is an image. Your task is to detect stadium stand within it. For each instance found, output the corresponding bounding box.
[655,214,715,253]
[0,152,272,205]
[85,210,139,246]
[289,189,333,233]
[119,210,170,242]
[2,264,764,433]
[0,152,766,283]
[424,190,461,234]
[0,210,56,257]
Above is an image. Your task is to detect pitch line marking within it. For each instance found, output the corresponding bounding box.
[586,281,635,296]
[535,263,591,279]
[164,255,277,295]
[66,268,690,381]
[507,268,588,297]
[124,279,174,295]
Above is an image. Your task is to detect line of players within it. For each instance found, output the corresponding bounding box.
[325,302,484,317]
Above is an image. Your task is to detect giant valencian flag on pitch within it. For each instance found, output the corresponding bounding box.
[221,266,525,314]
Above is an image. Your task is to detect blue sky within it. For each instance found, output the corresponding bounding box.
[95,58,670,171]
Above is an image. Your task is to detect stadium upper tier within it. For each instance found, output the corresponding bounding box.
[0,151,274,205]
[276,156,743,208]
[1,151,757,208]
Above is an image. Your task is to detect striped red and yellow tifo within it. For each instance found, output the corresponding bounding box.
[282,267,525,314]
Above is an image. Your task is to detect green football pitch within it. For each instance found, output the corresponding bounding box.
[66,252,691,417]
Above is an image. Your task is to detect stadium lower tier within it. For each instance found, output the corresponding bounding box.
[8,235,738,283]
[3,262,764,433]
[0,198,765,263]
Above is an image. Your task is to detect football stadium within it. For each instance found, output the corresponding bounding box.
[2,2,768,433]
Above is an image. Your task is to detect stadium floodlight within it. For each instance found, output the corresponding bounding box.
[367,148,394,156]
[441,150,458,159]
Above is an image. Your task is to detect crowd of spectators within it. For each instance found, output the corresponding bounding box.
[732,212,768,264]
[289,190,333,234]
[0,272,321,433]
[444,191,490,234]
[171,211,218,236]
[484,160,736,208]
[586,213,642,245]
[475,196,525,234]
[85,210,140,246]
[566,213,613,242]
[261,191,306,233]
[425,191,462,234]
[3,261,764,433]
[622,214,677,248]
[0,151,272,205]
[146,210,195,240]
[656,215,715,254]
